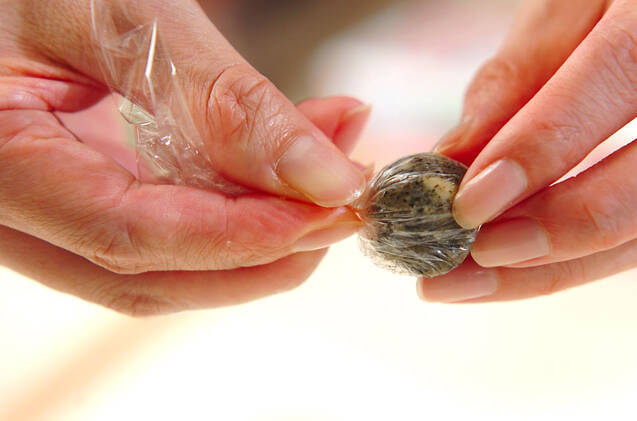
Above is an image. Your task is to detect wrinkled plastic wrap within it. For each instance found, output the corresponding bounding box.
[90,0,247,194]
[355,153,478,277]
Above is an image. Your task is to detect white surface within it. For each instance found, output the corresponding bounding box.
[2,238,637,420]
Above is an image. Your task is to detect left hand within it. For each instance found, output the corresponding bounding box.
[0,95,368,315]
[419,0,637,303]
[0,0,371,315]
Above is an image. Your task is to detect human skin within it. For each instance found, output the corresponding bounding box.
[419,0,637,303]
[5,0,635,312]
[0,0,371,315]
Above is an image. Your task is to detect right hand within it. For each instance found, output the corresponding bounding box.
[420,0,637,303]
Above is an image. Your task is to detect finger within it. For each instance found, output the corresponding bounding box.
[435,0,608,165]
[453,1,637,229]
[0,110,360,274]
[418,238,637,303]
[470,139,637,268]
[0,76,106,112]
[0,224,326,316]
[297,96,371,155]
[18,0,365,206]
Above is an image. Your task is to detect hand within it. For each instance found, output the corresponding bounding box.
[419,0,637,302]
[0,0,370,315]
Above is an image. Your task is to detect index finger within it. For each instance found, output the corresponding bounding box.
[452,0,637,229]
[435,0,607,165]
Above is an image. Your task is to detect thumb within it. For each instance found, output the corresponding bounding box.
[21,0,366,206]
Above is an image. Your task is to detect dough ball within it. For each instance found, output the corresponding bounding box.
[356,153,478,277]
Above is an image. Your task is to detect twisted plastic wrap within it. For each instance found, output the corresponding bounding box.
[90,0,247,194]
[355,153,478,277]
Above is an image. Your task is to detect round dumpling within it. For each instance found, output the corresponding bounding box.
[356,153,478,277]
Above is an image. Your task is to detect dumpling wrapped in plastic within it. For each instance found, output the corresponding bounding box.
[355,153,478,277]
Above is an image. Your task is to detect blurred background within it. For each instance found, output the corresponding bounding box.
[3,0,637,420]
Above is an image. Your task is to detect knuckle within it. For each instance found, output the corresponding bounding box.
[535,275,561,297]
[54,221,132,275]
[179,225,230,270]
[103,290,176,317]
[206,64,282,148]
[536,260,587,297]
[468,57,520,99]
[181,220,281,270]
[209,231,283,269]
[85,215,149,275]
[89,279,176,317]
[206,198,291,269]
[168,196,233,270]
[539,0,571,14]
[89,237,142,275]
[524,112,586,166]
[230,242,283,267]
[475,56,520,85]
[595,18,637,102]
[573,178,635,251]
[78,186,159,275]
[579,199,622,251]
[161,194,282,271]
[506,104,587,176]
[464,56,532,116]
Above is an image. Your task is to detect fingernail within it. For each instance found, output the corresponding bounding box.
[417,265,498,303]
[277,136,366,207]
[292,221,362,252]
[453,159,527,229]
[433,116,473,153]
[471,218,550,267]
[335,104,372,155]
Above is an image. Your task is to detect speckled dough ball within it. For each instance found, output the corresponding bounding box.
[356,153,478,277]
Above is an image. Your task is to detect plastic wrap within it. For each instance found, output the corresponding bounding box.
[355,153,478,277]
[89,0,247,194]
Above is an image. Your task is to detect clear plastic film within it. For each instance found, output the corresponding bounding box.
[89,0,247,194]
[354,153,478,278]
